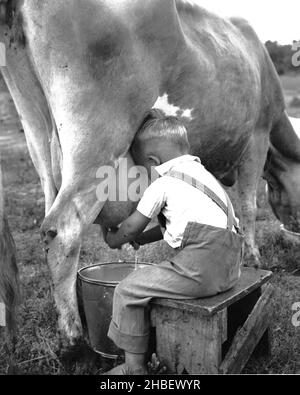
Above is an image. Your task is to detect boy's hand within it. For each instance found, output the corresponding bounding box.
[106,229,121,250]
[129,241,140,251]
[101,225,109,241]
[103,211,151,250]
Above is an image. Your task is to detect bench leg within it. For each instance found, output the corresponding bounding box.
[222,286,272,361]
[253,284,272,358]
[222,287,262,357]
[253,327,272,358]
[219,284,274,374]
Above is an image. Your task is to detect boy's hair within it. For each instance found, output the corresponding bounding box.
[135,109,190,152]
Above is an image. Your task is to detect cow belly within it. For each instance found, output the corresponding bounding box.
[95,153,141,228]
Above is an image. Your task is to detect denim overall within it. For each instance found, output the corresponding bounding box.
[108,171,245,354]
[165,170,244,295]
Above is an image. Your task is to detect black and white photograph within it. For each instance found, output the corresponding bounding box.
[0,0,299,378]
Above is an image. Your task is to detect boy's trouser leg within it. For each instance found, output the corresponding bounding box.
[108,222,243,354]
[107,261,207,354]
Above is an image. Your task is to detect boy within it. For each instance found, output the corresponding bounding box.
[104,110,244,375]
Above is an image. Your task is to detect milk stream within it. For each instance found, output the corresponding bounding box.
[134,251,139,270]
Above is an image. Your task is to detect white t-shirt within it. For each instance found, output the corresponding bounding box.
[137,155,238,248]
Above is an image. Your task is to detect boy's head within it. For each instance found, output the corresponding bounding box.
[131,109,190,174]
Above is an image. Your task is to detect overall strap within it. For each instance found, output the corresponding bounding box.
[167,170,239,231]
[224,191,235,231]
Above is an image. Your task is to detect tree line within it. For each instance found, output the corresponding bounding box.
[265,40,300,75]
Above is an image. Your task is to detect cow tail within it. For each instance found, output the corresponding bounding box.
[0,164,20,337]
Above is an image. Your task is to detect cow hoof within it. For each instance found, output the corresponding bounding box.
[243,253,262,269]
[243,244,262,269]
[56,311,84,350]
[59,323,83,347]
[57,330,85,354]
[56,337,98,372]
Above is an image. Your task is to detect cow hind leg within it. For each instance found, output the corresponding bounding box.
[236,131,269,268]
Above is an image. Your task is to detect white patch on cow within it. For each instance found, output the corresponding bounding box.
[265,183,269,196]
[179,0,198,6]
[290,117,300,139]
[105,0,131,13]
[182,108,193,119]
[152,93,194,120]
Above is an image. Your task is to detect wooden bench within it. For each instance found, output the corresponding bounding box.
[150,267,274,374]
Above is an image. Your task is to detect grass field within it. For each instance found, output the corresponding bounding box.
[281,74,300,117]
[0,75,299,375]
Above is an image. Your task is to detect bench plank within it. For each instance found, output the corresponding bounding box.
[151,306,224,374]
[151,268,272,316]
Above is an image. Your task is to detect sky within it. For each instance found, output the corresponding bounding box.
[186,0,300,44]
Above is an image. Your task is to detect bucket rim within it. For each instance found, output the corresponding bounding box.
[77,261,154,286]
[280,224,300,238]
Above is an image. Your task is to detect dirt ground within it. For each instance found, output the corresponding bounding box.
[0,75,299,375]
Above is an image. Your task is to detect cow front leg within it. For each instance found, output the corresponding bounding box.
[47,240,82,345]
[237,133,269,268]
[41,185,106,344]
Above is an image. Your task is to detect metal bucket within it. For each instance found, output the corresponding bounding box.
[280,224,300,244]
[77,261,152,359]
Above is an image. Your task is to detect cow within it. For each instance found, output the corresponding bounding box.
[0,162,19,337]
[0,0,299,345]
[264,116,300,233]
